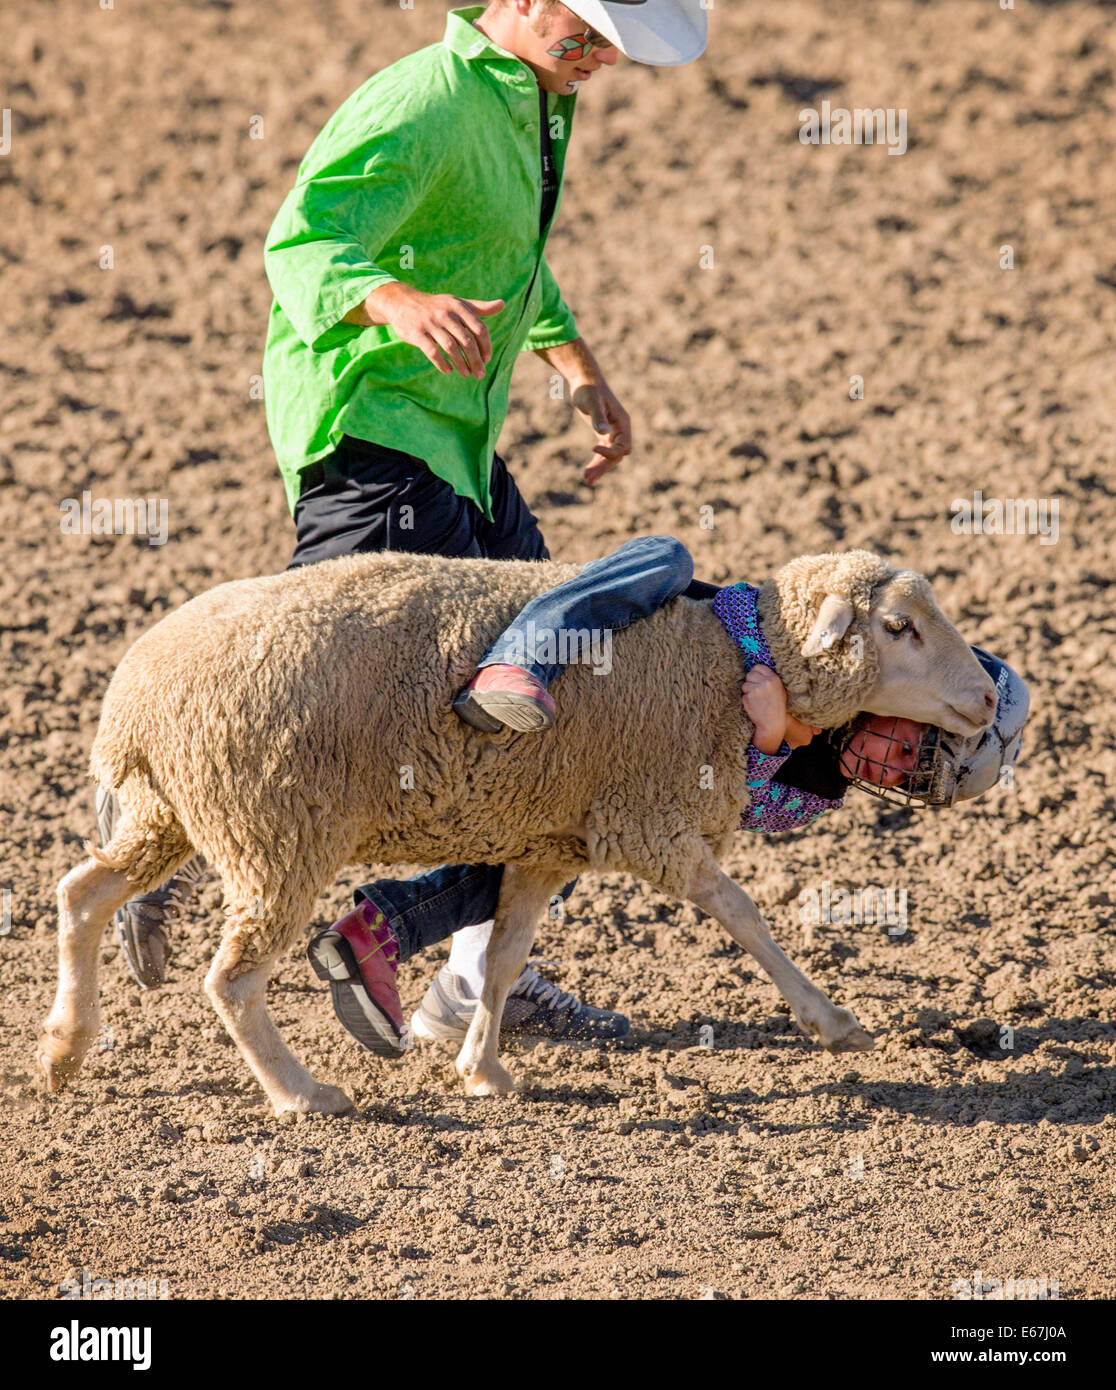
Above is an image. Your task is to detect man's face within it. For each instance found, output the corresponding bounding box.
[525,1,620,94]
[840,716,926,789]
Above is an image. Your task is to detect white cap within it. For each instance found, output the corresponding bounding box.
[565,0,708,66]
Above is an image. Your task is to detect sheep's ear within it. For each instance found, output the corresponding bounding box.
[802,595,855,657]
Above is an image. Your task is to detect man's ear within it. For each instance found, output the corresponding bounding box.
[802,595,856,657]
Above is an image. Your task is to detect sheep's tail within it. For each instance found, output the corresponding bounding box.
[88,718,149,794]
[87,724,195,890]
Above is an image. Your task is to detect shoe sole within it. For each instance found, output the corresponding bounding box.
[114,917,165,990]
[453,689,554,734]
[308,932,409,1059]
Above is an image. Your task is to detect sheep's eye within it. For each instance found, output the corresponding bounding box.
[884,617,910,635]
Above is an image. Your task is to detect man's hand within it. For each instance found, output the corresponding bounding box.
[534,337,632,484]
[571,379,632,485]
[344,281,504,378]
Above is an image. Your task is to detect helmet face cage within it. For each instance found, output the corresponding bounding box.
[828,649,1028,811]
[829,717,949,809]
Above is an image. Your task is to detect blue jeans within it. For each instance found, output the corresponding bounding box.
[354,535,701,958]
[357,864,576,963]
[477,534,694,685]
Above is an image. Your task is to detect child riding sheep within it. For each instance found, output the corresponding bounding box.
[309,539,967,1058]
[43,542,1022,1114]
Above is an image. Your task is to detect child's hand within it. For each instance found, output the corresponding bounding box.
[784,712,822,750]
[741,666,787,753]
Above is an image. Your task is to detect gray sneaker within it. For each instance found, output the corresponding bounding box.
[95,785,207,989]
[411,961,630,1044]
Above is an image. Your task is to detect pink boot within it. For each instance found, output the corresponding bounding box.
[308,900,410,1057]
[453,664,556,733]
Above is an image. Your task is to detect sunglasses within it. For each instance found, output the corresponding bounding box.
[548,26,614,61]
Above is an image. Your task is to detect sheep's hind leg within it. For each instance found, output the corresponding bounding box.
[38,859,135,1091]
[687,857,874,1053]
[206,901,354,1118]
[456,866,564,1097]
[40,794,195,1091]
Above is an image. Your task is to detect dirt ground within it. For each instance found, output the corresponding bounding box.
[2,0,1114,1302]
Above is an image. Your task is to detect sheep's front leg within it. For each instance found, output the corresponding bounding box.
[456,866,564,1097]
[687,858,874,1053]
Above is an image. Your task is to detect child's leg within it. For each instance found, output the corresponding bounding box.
[307,864,504,1057]
[307,864,583,1056]
[478,535,695,687]
[357,864,576,972]
[356,863,505,963]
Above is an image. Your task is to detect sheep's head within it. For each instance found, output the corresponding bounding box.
[758,550,997,735]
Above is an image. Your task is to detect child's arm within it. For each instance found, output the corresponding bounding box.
[739,667,843,833]
[740,760,844,833]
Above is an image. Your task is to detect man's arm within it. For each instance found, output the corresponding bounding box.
[534,336,632,483]
[519,256,631,482]
[343,282,505,378]
[266,102,501,374]
[264,144,421,354]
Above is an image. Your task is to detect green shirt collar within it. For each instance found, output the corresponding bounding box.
[443,5,537,85]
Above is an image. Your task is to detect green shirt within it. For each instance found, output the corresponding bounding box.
[262,6,579,517]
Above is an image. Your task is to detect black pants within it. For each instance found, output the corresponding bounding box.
[289,434,721,592]
[288,436,551,567]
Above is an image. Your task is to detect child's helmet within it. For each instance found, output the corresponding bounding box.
[834,647,1029,808]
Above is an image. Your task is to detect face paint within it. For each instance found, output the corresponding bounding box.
[548,26,612,60]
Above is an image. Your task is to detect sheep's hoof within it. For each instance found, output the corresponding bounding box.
[802,1008,876,1054]
[273,1083,355,1117]
[36,1029,90,1093]
[462,1063,516,1098]
[818,1008,876,1054]
[824,1026,876,1054]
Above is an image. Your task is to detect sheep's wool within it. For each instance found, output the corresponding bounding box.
[88,549,891,966]
[757,550,890,729]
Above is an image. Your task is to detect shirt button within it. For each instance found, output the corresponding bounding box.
[523,121,537,132]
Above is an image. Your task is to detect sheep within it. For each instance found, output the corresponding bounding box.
[38,546,997,1116]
